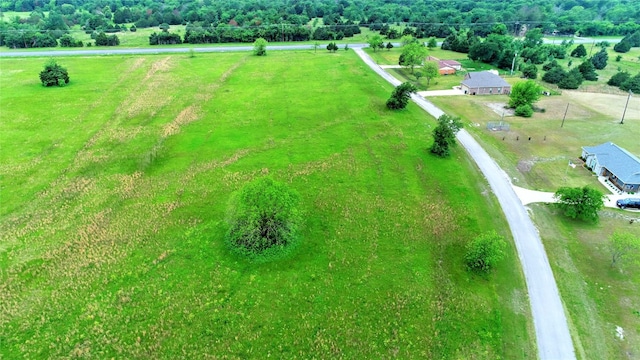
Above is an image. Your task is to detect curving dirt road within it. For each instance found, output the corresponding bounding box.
[353,47,576,360]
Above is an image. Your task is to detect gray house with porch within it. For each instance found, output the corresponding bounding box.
[582,142,640,193]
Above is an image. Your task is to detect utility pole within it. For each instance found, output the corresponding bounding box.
[561,103,569,127]
[510,51,518,75]
[620,90,632,124]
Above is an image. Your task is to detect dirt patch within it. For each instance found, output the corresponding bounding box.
[162,106,201,137]
[562,91,640,120]
[117,57,175,119]
[486,102,514,116]
[143,56,171,81]
[517,160,534,173]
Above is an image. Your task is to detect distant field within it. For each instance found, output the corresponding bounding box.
[0,51,535,358]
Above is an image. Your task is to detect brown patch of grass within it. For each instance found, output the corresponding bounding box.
[117,57,175,119]
[162,106,201,138]
[143,56,171,81]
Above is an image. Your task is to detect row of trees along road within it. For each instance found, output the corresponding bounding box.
[3,0,640,48]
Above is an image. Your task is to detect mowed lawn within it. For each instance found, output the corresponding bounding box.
[0,51,534,358]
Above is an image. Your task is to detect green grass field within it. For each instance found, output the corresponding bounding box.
[0,51,535,358]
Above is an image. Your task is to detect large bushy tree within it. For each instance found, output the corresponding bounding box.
[430,114,462,157]
[39,59,70,87]
[386,82,417,110]
[509,80,542,109]
[553,186,604,222]
[226,177,302,262]
[400,39,428,73]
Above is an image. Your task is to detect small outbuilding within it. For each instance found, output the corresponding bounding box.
[582,142,640,193]
[427,56,462,75]
[460,70,511,95]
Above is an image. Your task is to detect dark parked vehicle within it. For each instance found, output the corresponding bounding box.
[616,198,640,209]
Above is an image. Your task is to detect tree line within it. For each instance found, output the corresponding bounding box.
[2,0,640,48]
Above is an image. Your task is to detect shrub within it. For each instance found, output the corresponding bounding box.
[515,104,533,117]
[226,177,302,262]
[620,73,640,93]
[614,41,631,53]
[522,64,538,79]
[39,59,70,87]
[558,68,584,89]
[465,231,506,273]
[542,59,559,71]
[607,71,630,87]
[542,66,566,84]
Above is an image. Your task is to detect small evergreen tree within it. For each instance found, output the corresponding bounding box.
[39,59,70,87]
[558,68,584,89]
[607,71,630,87]
[522,63,538,79]
[386,42,393,50]
[590,48,608,70]
[614,40,631,53]
[620,73,640,93]
[542,66,566,84]
[578,60,598,81]
[542,59,559,71]
[570,44,587,57]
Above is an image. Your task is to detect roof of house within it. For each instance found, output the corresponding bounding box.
[461,71,511,88]
[582,142,640,184]
[439,60,461,67]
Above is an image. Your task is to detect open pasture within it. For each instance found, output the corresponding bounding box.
[0,51,534,358]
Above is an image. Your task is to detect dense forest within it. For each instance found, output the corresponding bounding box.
[1,0,640,48]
